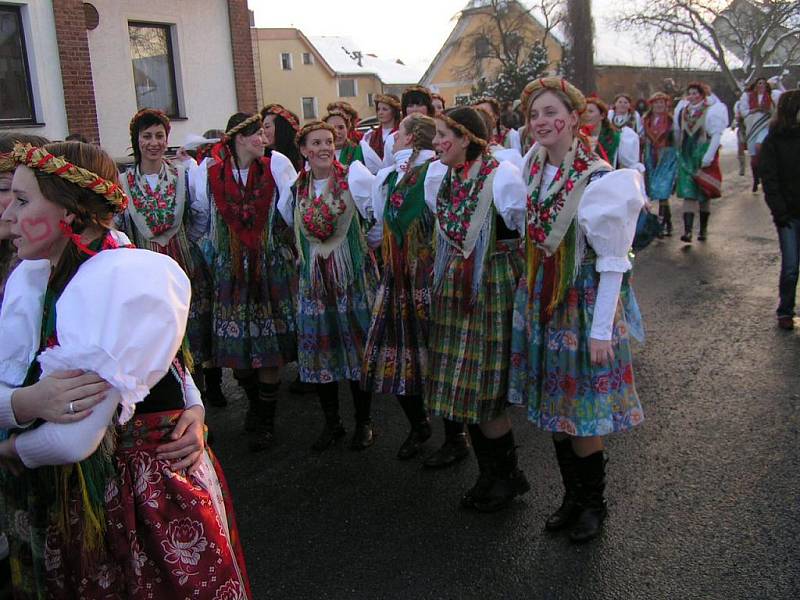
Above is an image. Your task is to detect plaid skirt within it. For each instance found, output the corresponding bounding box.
[43,411,252,599]
[427,239,523,424]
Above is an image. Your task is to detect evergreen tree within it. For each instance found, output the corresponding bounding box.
[469,42,550,104]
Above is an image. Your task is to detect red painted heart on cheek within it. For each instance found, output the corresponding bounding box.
[554,119,566,134]
[20,217,54,244]
[440,141,453,154]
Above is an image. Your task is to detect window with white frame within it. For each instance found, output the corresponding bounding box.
[338,78,357,97]
[302,52,313,65]
[128,21,180,116]
[301,97,317,119]
[367,93,374,107]
[281,52,292,70]
[0,5,35,124]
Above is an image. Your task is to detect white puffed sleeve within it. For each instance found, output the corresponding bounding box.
[0,260,50,429]
[183,370,204,412]
[492,146,524,171]
[737,92,751,117]
[618,127,645,173]
[36,249,190,424]
[702,100,729,164]
[276,174,298,227]
[507,128,522,154]
[188,157,211,228]
[347,160,375,220]
[359,135,383,175]
[0,260,50,388]
[492,161,526,235]
[424,160,448,214]
[381,133,396,169]
[578,169,645,274]
[14,250,191,467]
[673,100,688,141]
[371,166,395,229]
[269,150,298,196]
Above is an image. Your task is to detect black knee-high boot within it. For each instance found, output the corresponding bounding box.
[661,204,672,236]
[698,211,710,241]
[467,429,530,513]
[312,382,345,452]
[424,418,469,469]
[203,366,227,407]
[396,395,431,460]
[680,212,694,243]
[248,382,279,452]
[545,437,581,531]
[349,381,374,450]
[235,370,259,433]
[461,425,493,509]
[570,451,608,543]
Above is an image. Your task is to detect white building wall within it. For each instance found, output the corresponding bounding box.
[2,0,68,142]
[88,0,239,158]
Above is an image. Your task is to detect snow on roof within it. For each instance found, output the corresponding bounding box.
[309,36,423,84]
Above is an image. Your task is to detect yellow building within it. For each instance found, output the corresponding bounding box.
[253,28,421,122]
[420,0,563,106]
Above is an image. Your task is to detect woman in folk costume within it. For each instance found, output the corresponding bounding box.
[431,93,446,116]
[474,96,522,154]
[579,95,644,172]
[360,94,402,174]
[277,122,379,452]
[642,92,679,236]
[738,77,782,192]
[261,103,304,171]
[327,101,362,144]
[190,112,298,452]
[674,82,729,243]
[608,93,643,137]
[0,134,48,307]
[381,86,438,170]
[361,114,443,460]
[0,141,250,598]
[509,78,646,543]
[118,109,213,391]
[324,109,365,168]
[427,107,530,509]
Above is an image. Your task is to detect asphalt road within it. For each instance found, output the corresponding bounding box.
[210,155,800,600]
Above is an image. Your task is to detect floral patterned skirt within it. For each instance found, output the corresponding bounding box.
[210,232,298,370]
[361,248,432,396]
[508,261,644,436]
[43,411,251,599]
[297,269,376,384]
[427,240,522,424]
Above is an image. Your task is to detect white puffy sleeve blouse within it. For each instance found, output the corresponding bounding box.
[578,169,646,340]
[4,249,192,467]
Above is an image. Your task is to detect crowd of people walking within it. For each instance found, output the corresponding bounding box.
[0,67,797,598]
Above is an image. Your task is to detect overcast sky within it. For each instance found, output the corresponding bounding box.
[253,1,628,72]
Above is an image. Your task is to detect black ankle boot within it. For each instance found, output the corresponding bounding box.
[680,212,694,243]
[397,420,432,459]
[349,381,374,450]
[313,383,345,452]
[203,367,227,407]
[424,419,469,469]
[545,438,581,531]
[698,212,710,241]
[248,382,279,452]
[569,451,608,543]
[472,431,530,513]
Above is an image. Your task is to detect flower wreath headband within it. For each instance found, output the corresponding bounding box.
[295,121,336,147]
[374,94,401,111]
[434,113,488,148]
[262,104,300,132]
[225,113,262,138]
[11,143,129,212]
[0,152,14,172]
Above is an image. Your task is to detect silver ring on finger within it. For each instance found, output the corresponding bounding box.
[69,401,75,414]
